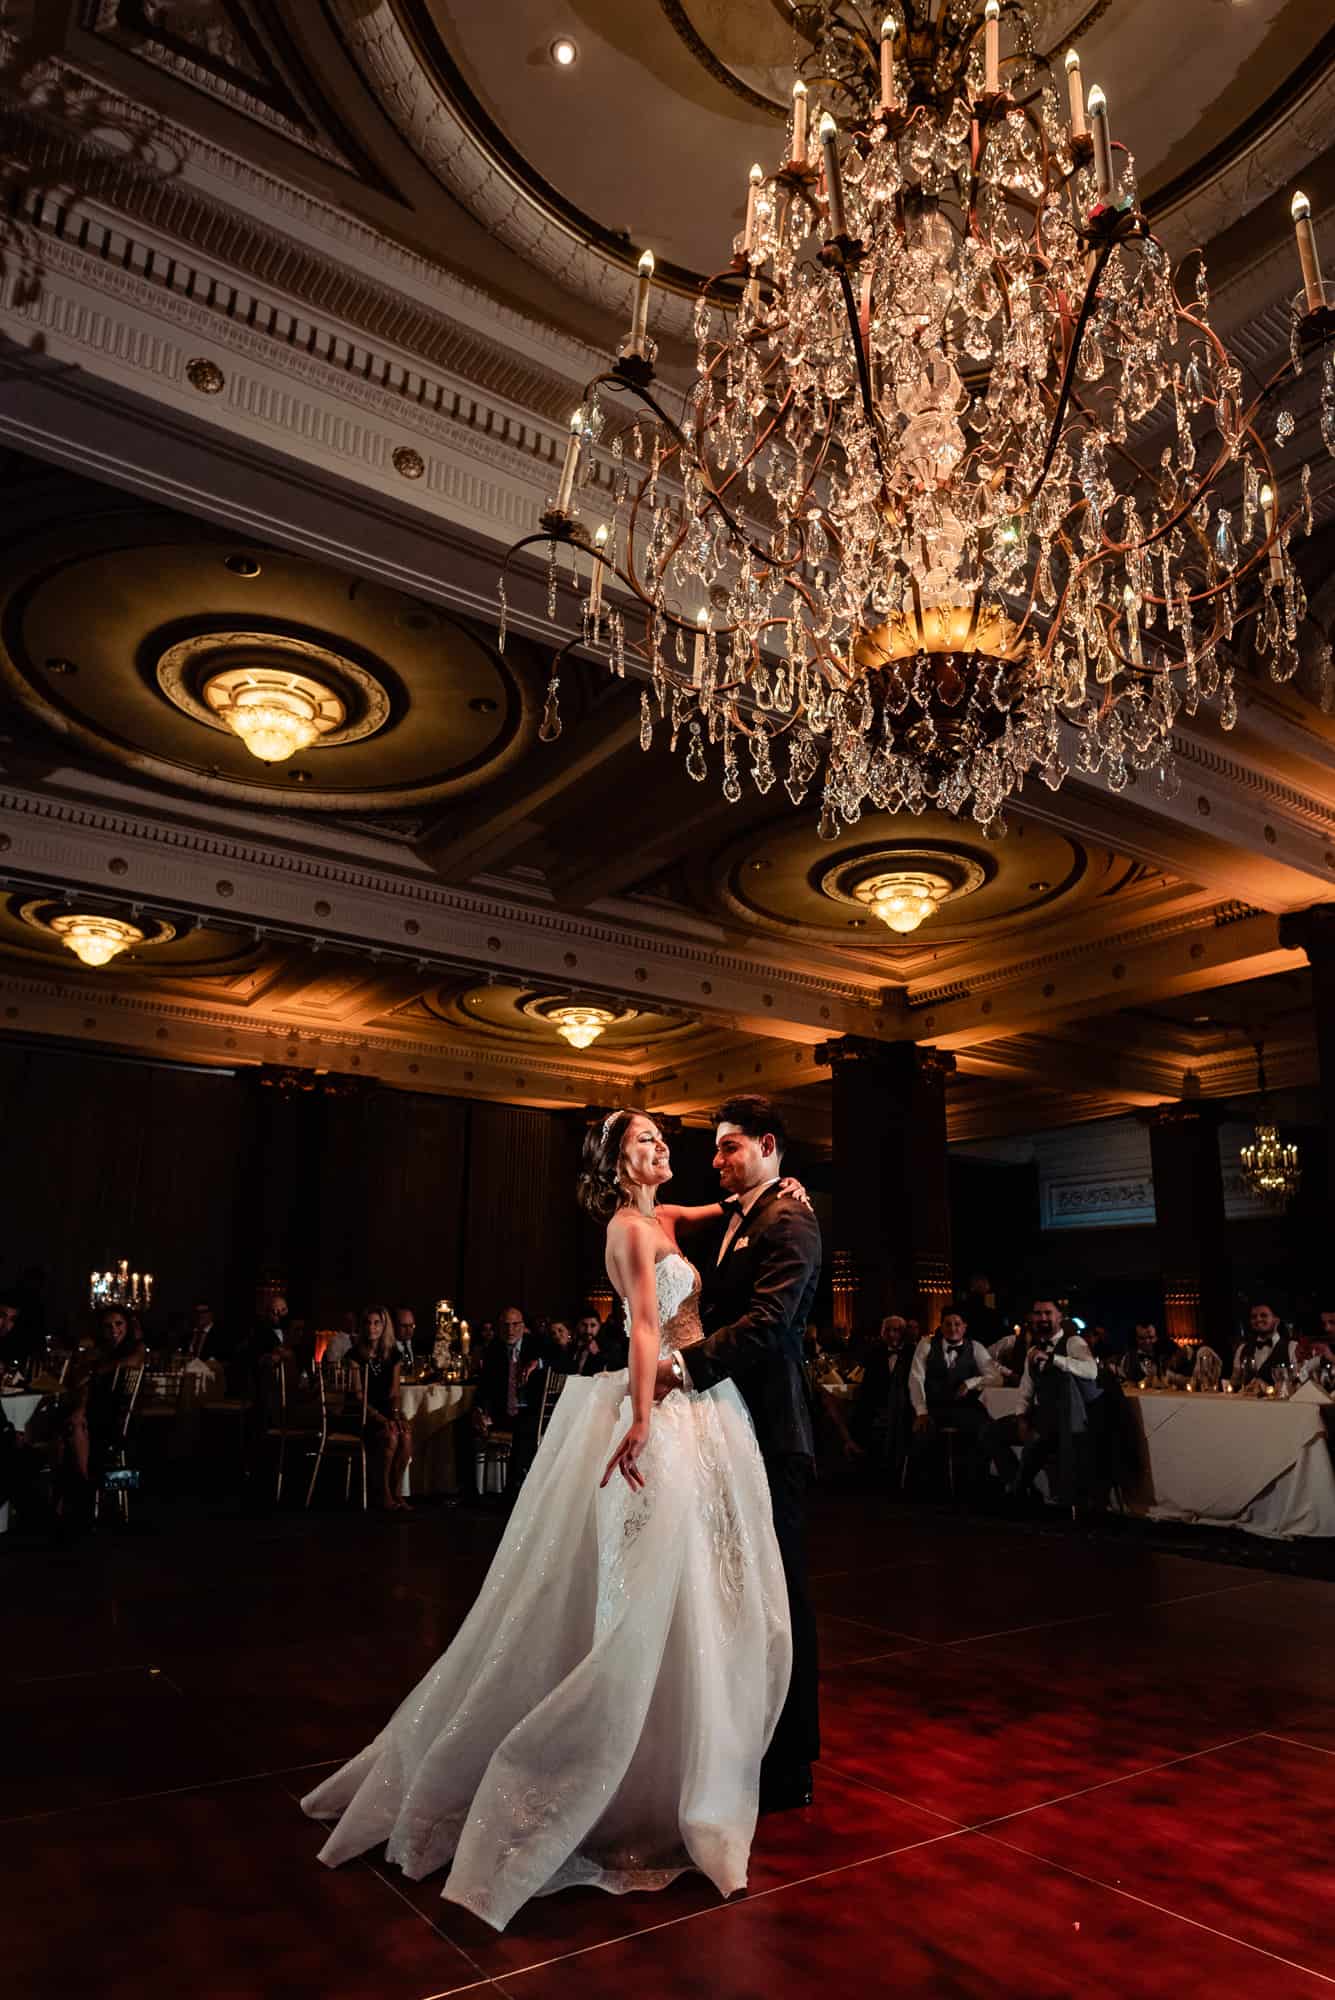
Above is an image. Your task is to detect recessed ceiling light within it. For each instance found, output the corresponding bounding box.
[224,554,262,577]
[1028,880,1050,892]
[44,657,78,675]
[550,36,577,67]
[469,696,499,714]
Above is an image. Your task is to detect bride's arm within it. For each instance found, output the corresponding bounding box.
[600,1221,659,1492]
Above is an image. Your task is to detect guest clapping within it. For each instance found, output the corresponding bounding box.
[350,1306,412,1511]
[908,1307,1001,1493]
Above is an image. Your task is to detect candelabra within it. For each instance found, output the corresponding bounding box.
[90,1260,154,1310]
[500,0,1334,833]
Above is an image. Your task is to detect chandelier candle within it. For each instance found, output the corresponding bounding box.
[819,111,848,237]
[880,17,899,113]
[744,163,763,255]
[555,410,583,514]
[502,0,1329,831]
[588,522,609,619]
[983,0,1000,95]
[791,79,809,164]
[629,248,654,355]
[1292,192,1325,314]
[1065,48,1086,139]
[1087,84,1114,197]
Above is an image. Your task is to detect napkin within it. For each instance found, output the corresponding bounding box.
[1293,1378,1332,1405]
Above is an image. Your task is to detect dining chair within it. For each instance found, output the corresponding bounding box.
[306,1364,368,1510]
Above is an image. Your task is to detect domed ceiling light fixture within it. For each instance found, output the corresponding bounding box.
[550,1004,617,1050]
[500,2,1332,838]
[50,913,144,968]
[203,666,346,764]
[856,869,951,934]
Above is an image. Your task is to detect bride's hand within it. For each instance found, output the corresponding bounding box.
[601,1418,649,1492]
[779,1175,812,1209]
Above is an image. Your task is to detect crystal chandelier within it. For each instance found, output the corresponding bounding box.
[204,669,346,764]
[550,1004,616,1050]
[51,913,144,967]
[501,1,1334,832]
[857,868,949,932]
[1240,1038,1301,1204]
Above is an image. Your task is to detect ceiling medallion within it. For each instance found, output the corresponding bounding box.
[500,0,1334,835]
[157,629,390,761]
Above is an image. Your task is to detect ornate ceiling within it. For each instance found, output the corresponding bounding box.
[0,1,1331,1144]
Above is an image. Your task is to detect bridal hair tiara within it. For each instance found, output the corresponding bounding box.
[601,1109,630,1140]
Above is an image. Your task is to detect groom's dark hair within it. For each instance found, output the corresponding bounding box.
[716,1094,787,1160]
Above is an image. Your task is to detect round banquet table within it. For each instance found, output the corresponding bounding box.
[398,1381,474,1498]
[1,1390,46,1534]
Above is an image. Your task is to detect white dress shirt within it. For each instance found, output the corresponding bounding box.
[715,1173,781,1265]
[1016,1331,1098,1413]
[908,1336,1001,1416]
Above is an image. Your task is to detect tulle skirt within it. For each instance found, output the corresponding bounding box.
[302,1371,792,1931]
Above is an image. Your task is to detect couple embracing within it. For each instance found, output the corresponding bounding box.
[304,1095,823,1932]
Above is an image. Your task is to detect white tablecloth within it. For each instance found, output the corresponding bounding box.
[984,1382,1335,1539]
[398,1382,474,1497]
[1125,1388,1335,1539]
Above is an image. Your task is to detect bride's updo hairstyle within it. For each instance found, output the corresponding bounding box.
[577,1109,637,1221]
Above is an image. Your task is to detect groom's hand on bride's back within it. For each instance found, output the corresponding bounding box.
[652,1355,679,1402]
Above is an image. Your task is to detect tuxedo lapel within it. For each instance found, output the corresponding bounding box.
[718,1182,783,1265]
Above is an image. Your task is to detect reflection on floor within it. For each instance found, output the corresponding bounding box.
[6,1494,1334,1999]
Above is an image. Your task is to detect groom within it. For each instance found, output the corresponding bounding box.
[655,1094,822,1811]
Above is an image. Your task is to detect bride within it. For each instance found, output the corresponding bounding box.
[302,1109,793,1932]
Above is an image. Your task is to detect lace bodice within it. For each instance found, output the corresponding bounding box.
[621,1251,704,1355]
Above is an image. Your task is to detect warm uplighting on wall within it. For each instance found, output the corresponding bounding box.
[51,913,144,968]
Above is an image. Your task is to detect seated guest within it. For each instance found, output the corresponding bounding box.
[1012,1299,1102,1504]
[349,1306,411,1511]
[1230,1299,1290,1389]
[1117,1320,1182,1385]
[851,1315,914,1472]
[545,1319,576,1372]
[574,1311,626,1375]
[1288,1310,1335,1386]
[393,1307,417,1375]
[475,1305,546,1494]
[0,1290,33,1379]
[908,1306,1002,1493]
[52,1306,148,1512]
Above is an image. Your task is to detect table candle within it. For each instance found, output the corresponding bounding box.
[630,248,654,355]
[1065,48,1086,139]
[791,80,808,165]
[1087,85,1114,198]
[819,112,847,237]
[556,408,583,514]
[984,0,1000,93]
[880,17,898,112]
[1291,192,1325,314]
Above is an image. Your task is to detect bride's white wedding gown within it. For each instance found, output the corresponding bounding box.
[302,1252,792,1932]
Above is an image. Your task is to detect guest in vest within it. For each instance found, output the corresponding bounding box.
[1229,1300,1290,1390]
[1012,1299,1102,1505]
[908,1307,1002,1495]
[1117,1320,1182,1386]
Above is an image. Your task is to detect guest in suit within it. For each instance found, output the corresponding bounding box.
[393,1307,418,1376]
[1230,1299,1290,1389]
[850,1315,914,1480]
[1012,1298,1103,1505]
[476,1306,547,1495]
[1117,1320,1184,1386]
[908,1306,1002,1494]
[656,1094,822,1814]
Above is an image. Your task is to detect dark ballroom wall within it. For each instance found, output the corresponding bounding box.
[1,1038,601,1339]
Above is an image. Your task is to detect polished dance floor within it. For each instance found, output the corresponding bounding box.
[7,1493,1334,1999]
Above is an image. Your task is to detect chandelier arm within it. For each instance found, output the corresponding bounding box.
[1022,233,1117,509]
[832,261,887,480]
[613,375,791,577]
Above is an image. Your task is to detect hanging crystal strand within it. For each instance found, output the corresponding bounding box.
[685,720,708,780]
[722,722,742,803]
[496,576,508,653]
[546,543,559,621]
[639,688,654,751]
[539,672,562,742]
[611,610,626,677]
[1321,357,1335,455]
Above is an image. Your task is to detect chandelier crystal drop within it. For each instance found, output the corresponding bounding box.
[51,914,145,968]
[502,0,1333,830]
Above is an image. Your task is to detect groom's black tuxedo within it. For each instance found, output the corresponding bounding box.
[685,1181,823,1782]
[688,1184,821,1460]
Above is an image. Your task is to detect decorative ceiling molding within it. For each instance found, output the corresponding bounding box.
[324,0,698,339]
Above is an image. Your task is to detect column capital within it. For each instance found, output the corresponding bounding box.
[817,1035,956,1089]
[1278,903,1335,966]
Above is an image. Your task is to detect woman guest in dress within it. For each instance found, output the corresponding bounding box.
[349,1306,411,1511]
